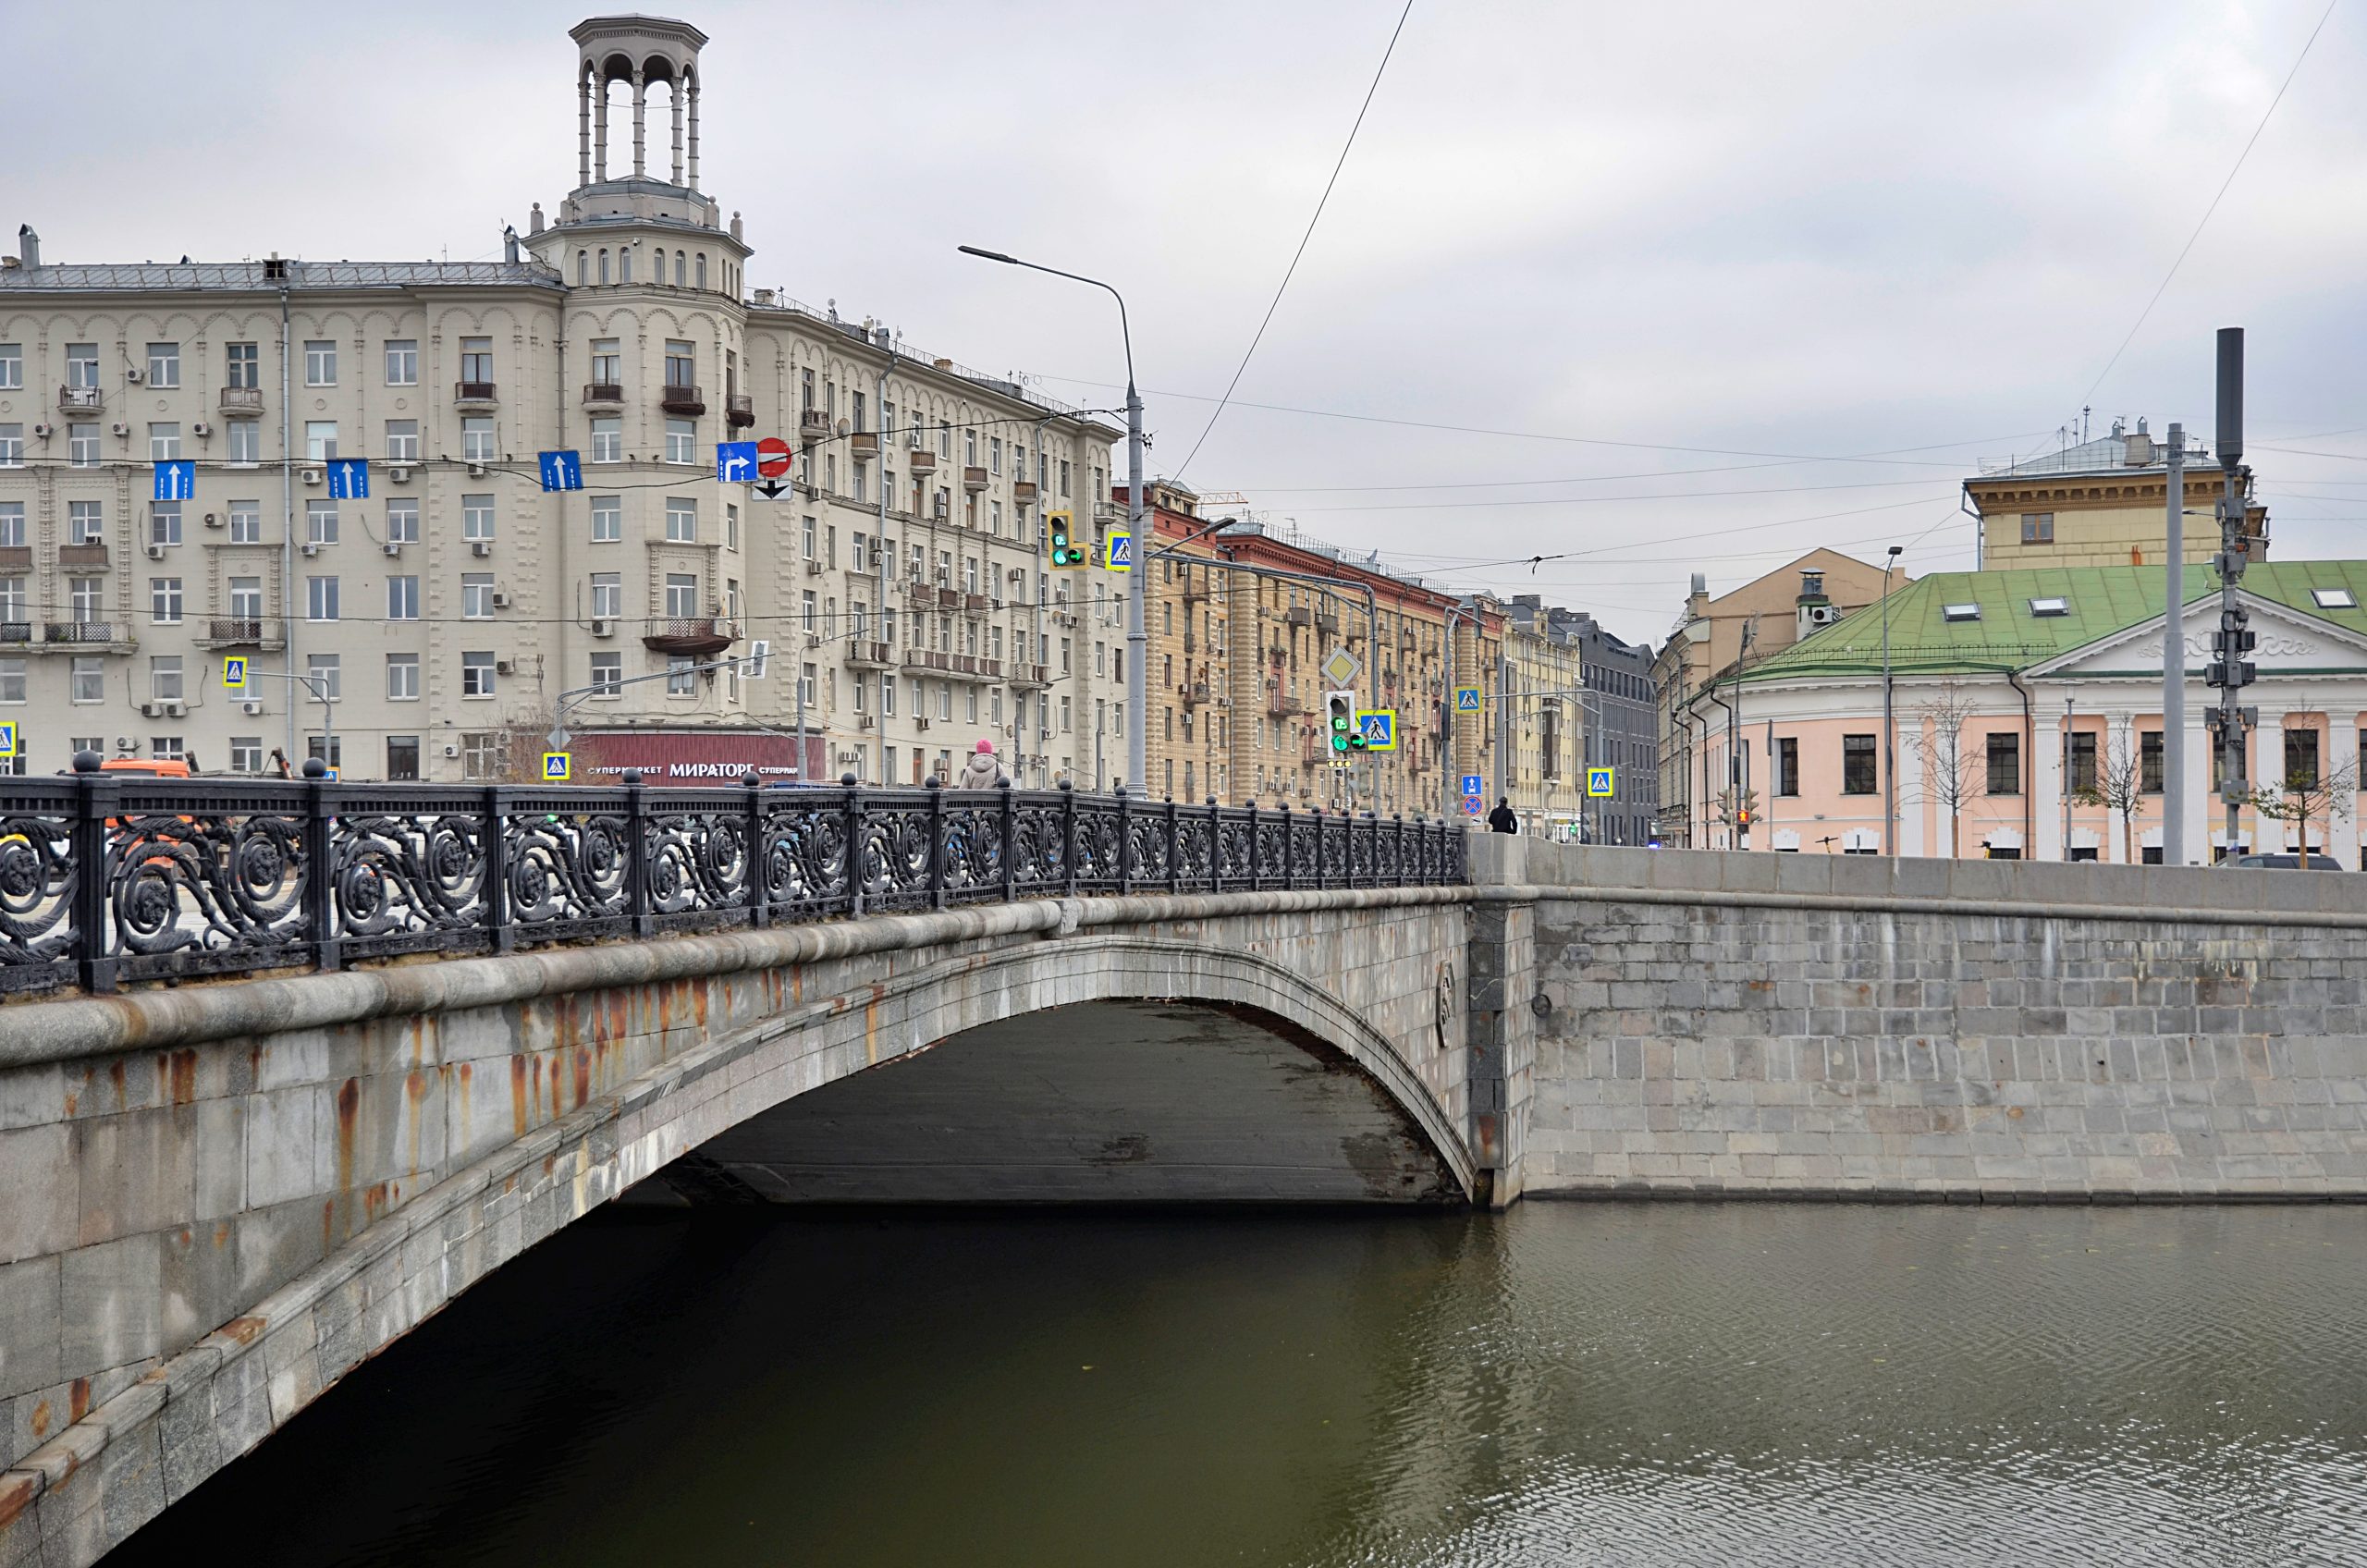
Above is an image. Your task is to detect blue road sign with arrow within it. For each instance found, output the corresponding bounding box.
[538,450,583,491]
[326,459,369,498]
[153,460,195,500]
[716,442,758,483]
[1460,774,1483,797]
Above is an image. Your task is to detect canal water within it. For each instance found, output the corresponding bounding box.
[117,1202,2367,1566]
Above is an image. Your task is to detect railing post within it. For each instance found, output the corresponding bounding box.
[1395,813,1408,887]
[1310,806,1326,888]
[1280,802,1294,888]
[481,783,513,954]
[624,768,654,938]
[1115,786,1134,895]
[1164,795,1180,895]
[1060,780,1078,897]
[926,775,947,911]
[742,771,769,928]
[70,751,117,994]
[1245,801,1261,893]
[845,775,867,918]
[1206,796,1220,893]
[999,778,1017,904]
[300,758,339,973]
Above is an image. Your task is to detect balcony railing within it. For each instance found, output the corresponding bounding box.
[57,385,102,413]
[725,393,754,428]
[660,383,705,415]
[218,386,264,414]
[454,381,498,406]
[57,544,109,569]
[44,621,117,644]
[0,622,30,644]
[642,617,735,656]
[1012,481,1039,504]
[849,431,879,457]
[963,466,988,493]
[0,763,1467,997]
[583,383,625,407]
[202,618,283,648]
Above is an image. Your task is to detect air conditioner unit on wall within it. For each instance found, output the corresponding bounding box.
[387,465,411,484]
[471,540,492,557]
[590,618,614,637]
[109,423,129,437]
[241,700,264,717]
[443,743,460,758]
[383,542,401,557]
[191,422,212,438]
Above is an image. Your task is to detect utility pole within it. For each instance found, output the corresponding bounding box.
[2162,422,2186,864]
[1881,545,1902,856]
[2211,328,2254,860]
[2063,694,2076,860]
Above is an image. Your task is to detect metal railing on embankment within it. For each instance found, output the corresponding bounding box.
[0,756,1467,997]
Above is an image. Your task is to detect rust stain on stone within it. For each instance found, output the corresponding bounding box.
[791,967,803,1003]
[108,1059,127,1110]
[68,1378,91,1423]
[166,1047,199,1105]
[692,985,709,1030]
[323,1198,337,1249]
[572,1047,591,1109]
[214,1221,230,1249]
[509,1055,529,1137]
[221,1316,267,1344]
[335,1077,360,1195]
[362,1182,388,1222]
[865,997,880,1065]
[531,1053,546,1121]
[63,1090,77,1117]
[28,1399,51,1439]
[0,1470,40,1530]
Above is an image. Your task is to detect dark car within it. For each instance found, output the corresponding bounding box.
[2226,853,2348,870]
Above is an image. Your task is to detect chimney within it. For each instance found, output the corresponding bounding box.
[1797,569,1824,601]
[1796,568,1834,642]
[17,225,38,270]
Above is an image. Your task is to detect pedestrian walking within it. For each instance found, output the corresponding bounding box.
[958,739,1007,790]
[1487,796,1518,834]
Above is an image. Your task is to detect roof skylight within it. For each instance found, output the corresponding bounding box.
[2311,587,2357,609]
[2029,596,2069,617]
[1942,603,1981,622]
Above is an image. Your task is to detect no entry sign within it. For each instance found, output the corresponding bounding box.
[755,437,793,478]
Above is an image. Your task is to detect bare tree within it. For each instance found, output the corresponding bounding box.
[2075,727,2147,864]
[1907,680,1985,857]
[2250,754,2360,869]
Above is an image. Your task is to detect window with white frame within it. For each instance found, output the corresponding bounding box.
[726,503,738,552]
[0,426,19,466]
[459,337,493,385]
[664,340,694,386]
[68,577,101,617]
[68,501,103,544]
[227,421,261,463]
[69,424,99,466]
[304,421,337,460]
[386,420,420,461]
[228,737,263,774]
[0,576,20,621]
[149,577,183,623]
[227,501,260,544]
[591,418,622,463]
[385,498,419,544]
[384,340,417,386]
[461,652,496,697]
[306,575,339,621]
[666,655,695,695]
[227,577,262,619]
[591,338,620,386]
[462,496,495,542]
[461,573,495,618]
[146,343,179,388]
[386,653,420,701]
[461,418,494,463]
[591,573,620,619]
[304,341,337,386]
[386,576,419,619]
[147,423,179,460]
[307,653,340,702]
[664,573,698,619]
[150,503,181,547]
[0,344,18,388]
[306,500,337,545]
[665,418,695,464]
[71,658,103,703]
[65,344,97,388]
[590,652,622,694]
[225,342,258,389]
[666,498,696,543]
[591,496,621,542]
[151,655,184,702]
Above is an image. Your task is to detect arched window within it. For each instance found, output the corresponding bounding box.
[621,246,633,283]
[577,251,588,285]
[695,253,707,290]
[674,251,685,288]
[653,247,665,282]
[598,249,609,285]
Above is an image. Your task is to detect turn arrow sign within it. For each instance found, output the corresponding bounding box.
[754,479,792,500]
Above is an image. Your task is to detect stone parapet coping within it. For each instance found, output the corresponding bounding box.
[1469,882,2367,930]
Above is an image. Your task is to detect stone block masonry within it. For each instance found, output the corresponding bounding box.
[1486,839,2367,1202]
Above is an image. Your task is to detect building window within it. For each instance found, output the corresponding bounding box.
[461,418,495,463]
[68,577,101,616]
[0,426,20,466]
[2066,730,2098,795]
[666,498,697,543]
[304,341,337,386]
[460,336,493,384]
[307,500,337,545]
[227,421,261,463]
[726,503,739,552]
[462,495,495,542]
[0,343,18,388]
[147,423,180,460]
[71,657,103,703]
[694,253,707,290]
[2140,729,2164,793]
[1986,732,2020,795]
[2286,729,2321,790]
[228,736,264,774]
[65,344,98,387]
[386,420,421,461]
[307,653,340,702]
[386,654,420,701]
[227,577,262,620]
[461,732,501,779]
[1842,733,1877,794]
[69,424,100,466]
[1775,735,1799,796]
[590,418,622,464]
[665,340,695,386]
[306,734,343,771]
[385,339,418,386]
[461,573,495,619]
[149,577,182,624]
[304,421,337,460]
[590,652,622,694]
[2020,512,2054,545]
[150,502,181,546]
[666,418,695,464]
[0,576,23,621]
[226,342,258,389]
[146,342,180,388]
[227,501,260,544]
[306,575,340,620]
[665,573,698,619]
[386,736,420,781]
[151,655,184,702]
[386,498,419,544]
[667,655,695,695]
[461,652,496,697]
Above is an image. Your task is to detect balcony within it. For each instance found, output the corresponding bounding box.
[963,466,988,494]
[850,431,879,458]
[641,616,735,656]
[1181,681,1209,708]
[659,383,705,416]
[907,448,938,474]
[583,382,625,409]
[1012,480,1038,505]
[0,547,28,574]
[0,622,28,644]
[1316,613,1341,635]
[58,543,109,570]
[963,593,991,614]
[58,385,102,414]
[723,394,754,429]
[849,641,894,668]
[1286,607,1313,628]
[219,386,264,415]
[901,649,953,675]
[44,621,119,646]
[936,586,962,609]
[202,617,285,650]
[798,410,830,444]
[453,381,498,410]
[1009,664,1050,690]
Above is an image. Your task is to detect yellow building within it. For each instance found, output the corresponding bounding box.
[1501,597,1586,839]
[1966,421,2266,570]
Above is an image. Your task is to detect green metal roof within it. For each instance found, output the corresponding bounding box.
[1740,560,2367,684]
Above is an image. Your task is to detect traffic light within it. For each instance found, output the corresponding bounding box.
[1326,690,1363,764]
[2208,624,2256,689]
[1047,510,1085,568]
[1736,808,1751,827]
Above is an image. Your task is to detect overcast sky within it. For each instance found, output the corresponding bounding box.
[15,1,2363,646]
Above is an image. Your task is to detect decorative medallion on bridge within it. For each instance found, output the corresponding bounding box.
[1435,961,1456,1051]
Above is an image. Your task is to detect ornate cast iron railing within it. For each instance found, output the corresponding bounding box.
[0,758,1467,998]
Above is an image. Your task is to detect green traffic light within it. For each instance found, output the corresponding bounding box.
[1331,734,1348,751]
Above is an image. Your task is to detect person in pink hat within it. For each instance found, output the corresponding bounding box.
[956,738,1006,790]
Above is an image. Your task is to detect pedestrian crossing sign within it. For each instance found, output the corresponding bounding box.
[1587,766,1615,798]
[0,722,17,757]
[1106,530,1132,571]
[1454,686,1482,712]
[542,752,571,782]
[222,656,248,690]
[1355,710,1396,751]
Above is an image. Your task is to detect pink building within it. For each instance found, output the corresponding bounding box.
[1681,561,2367,865]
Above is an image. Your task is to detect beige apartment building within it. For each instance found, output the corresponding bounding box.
[1965,419,2267,571]
[0,14,1120,785]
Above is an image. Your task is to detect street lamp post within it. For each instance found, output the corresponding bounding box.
[959,246,1146,793]
[1881,544,1903,857]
